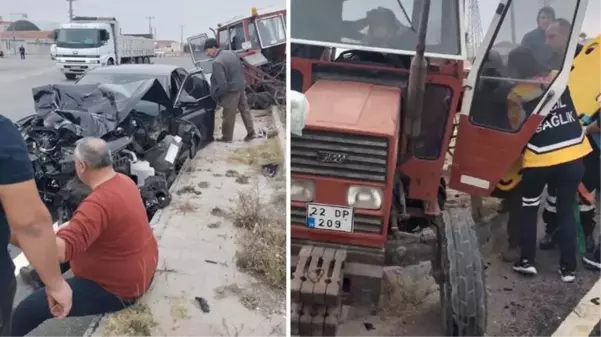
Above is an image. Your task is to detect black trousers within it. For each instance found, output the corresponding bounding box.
[520,158,584,270]
[543,139,599,236]
[0,275,17,336]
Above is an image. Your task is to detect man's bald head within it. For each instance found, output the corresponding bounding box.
[74,137,113,169]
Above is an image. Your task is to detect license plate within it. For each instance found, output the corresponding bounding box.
[306,203,353,233]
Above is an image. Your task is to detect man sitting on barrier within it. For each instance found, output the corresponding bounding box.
[10,137,158,336]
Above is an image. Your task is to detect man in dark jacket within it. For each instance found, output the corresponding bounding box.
[521,6,555,66]
[203,38,256,142]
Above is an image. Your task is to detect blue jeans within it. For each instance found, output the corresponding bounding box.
[11,265,136,336]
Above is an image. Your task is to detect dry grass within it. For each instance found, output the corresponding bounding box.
[169,295,190,321]
[379,268,437,317]
[235,175,250,184]
[173,199,197,214]
[233,184,286,290]
[228,137,282,167]
[103,303,157,336]
[176,186,202,196]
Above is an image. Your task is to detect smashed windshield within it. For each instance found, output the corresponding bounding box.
[257,16,286,48]
[56,28,103,49]
[290,0,461,57]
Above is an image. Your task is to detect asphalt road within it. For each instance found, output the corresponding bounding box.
[2,55,194,336]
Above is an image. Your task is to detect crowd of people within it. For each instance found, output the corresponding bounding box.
[491,6,600,282]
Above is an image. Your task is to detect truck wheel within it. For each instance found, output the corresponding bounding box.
[65,73,77,80]
[107,58,115,66]
[144,56,151,64]
[439,208,487,336]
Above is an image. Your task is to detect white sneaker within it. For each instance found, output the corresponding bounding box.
[559,268,576,283]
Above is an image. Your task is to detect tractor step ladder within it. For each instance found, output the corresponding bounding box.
[291,245,347,336]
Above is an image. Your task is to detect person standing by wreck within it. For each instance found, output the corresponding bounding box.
[203,38,257,142]
[0,115,72,336]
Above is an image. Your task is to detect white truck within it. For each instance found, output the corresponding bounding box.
[54,16,155,80]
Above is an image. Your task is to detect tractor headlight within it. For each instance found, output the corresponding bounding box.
[347,186,383,209]
[291,179,314,202]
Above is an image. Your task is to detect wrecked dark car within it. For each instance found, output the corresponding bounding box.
[16,78,215,222]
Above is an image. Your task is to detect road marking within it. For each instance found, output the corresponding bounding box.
[12,222,59,276]
[552,277,601,337]
[0,68,57,85]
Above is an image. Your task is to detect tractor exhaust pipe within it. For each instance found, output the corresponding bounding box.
[402,0,430,156]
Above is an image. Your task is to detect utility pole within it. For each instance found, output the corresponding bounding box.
[180,25,184,50]
[66,0,76,22]
[9,12,27,55]
[146,16,155,36]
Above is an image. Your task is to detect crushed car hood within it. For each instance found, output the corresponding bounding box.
[31,79,171,138]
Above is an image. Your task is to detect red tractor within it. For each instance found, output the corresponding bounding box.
[289,0,587,335]
[187,6,286,109]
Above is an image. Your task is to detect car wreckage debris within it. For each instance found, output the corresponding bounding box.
[17,79,200,222]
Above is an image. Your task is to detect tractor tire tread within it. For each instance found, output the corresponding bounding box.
[442,207,487,336]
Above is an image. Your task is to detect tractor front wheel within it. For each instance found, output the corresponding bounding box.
[438,208,487,336]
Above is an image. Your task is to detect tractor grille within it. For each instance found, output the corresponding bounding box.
[291,130,389,182]
[291,206,383,234]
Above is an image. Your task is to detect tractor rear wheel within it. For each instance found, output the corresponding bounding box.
[439,207,487,336]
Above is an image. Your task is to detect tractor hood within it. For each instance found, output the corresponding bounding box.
[303,80,401,137]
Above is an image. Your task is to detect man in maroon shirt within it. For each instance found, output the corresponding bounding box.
[10,137,158,336]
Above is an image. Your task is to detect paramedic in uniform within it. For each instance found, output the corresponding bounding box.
[539,19,596,252]
[505,47,592,283]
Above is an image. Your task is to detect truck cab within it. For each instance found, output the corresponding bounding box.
[54,16,154,80]
[55,17,119,79]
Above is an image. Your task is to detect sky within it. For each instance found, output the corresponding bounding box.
[478,0,600,37]
[1,0,284,41]
[2,0,599,41]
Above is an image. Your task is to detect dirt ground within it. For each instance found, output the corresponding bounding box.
[87,108,287,337]
[336,189,600,336]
